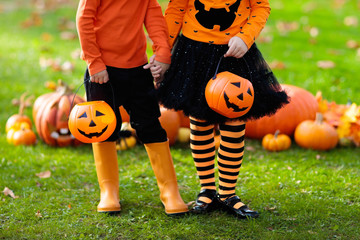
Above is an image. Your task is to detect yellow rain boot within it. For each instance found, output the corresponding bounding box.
[144,140,189,216]
[92,141,121,213]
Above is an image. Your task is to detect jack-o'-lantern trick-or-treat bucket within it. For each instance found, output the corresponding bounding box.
[205,57,254,118]
[68,100,116,143]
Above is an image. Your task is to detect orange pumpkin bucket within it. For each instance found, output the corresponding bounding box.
[68,101,117,143]
[205,57,254,118]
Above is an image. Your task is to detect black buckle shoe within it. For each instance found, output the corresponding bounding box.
[192,189,219,213]
[218,195,259,219]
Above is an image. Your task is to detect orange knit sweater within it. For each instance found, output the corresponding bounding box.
[76,0,171,76]
[164,0,270,49]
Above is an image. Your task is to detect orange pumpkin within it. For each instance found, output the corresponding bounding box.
[68,101,117,143]
[245,84,318,139]
[33,82,84,146]
[6,114,32,133]
[12,127,37,146]
[262,130,291,152]
[6,93,33,132]
[294,112,338,151]
[177,127,191,143]
[159,107,180,146]
[177,111,190,128]
[116,135,137,151]
[205,71,254,118]
[7,125,37,146]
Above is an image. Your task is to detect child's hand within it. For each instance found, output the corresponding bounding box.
[90,69,109,84]
[143,55,170,84]
[224,36,248,58]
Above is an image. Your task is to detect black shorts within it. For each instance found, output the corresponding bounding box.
[84,65,167,143]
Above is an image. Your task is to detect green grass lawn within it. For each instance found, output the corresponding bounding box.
[1,0,360,239]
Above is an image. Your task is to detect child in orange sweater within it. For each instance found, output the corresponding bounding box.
[76,0,188,216]
[151,0,289,219]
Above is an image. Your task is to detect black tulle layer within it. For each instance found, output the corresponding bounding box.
[156,35,289,124]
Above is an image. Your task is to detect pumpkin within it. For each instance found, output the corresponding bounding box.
[33,81,84,146]
[117,136,137,150]
[245,84,318,139]
[262,130,291,152]
[205,71,254,118]
[177,111,190,128]
[7,125,37,146]
[159,106,180,146]
[116,130,137,151]
[177,127,191,143]
[68,101,117,143]
[6,93,33,132]
[294,112,339,150]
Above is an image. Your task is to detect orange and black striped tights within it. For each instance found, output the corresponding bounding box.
[190,117,246,209]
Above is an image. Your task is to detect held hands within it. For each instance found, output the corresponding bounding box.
[224,36,249,58]
[143,55,170,86]
[90,69,109,84]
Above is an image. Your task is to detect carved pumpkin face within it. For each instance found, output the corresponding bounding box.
[68,101,116,143]
[205,71,254,118]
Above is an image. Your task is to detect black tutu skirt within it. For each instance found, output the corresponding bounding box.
[156,35,289,124]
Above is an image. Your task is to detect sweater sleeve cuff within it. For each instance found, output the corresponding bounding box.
[154,47,171,64]
[235,33,254,50]
[87,58,106,76]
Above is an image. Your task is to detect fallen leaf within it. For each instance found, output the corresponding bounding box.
[35,210,43,218]
[71,49,81,59]
[36,170,51,178]
[317,60,335,69]
[3,187,19,199]
[269,61,286,70]
[60,31,76,40]
[245,146,255,151]
[333,0,346,9]
[21,12,43,28]
[276,21,299,34]
[344,16,358,27]
[309,27,319,37]
[346,40,359,49]
[41,32,53,42]
[61,61,74,72]
[264,206,277,212]
[257,35,273,44]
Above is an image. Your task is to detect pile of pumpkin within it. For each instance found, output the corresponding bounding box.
[4,80,191,150]
[6,81,84,147]
[247,84,339,152]
[6,93,37,146]
[6,82,354,152]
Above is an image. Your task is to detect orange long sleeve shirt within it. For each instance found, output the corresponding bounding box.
[76,0,171,76]
[164,0,270,49]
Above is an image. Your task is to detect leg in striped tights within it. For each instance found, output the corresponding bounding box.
[190,117,218,212]
[217,120,259,218]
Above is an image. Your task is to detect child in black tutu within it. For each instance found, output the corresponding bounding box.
[147,0,289,219]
